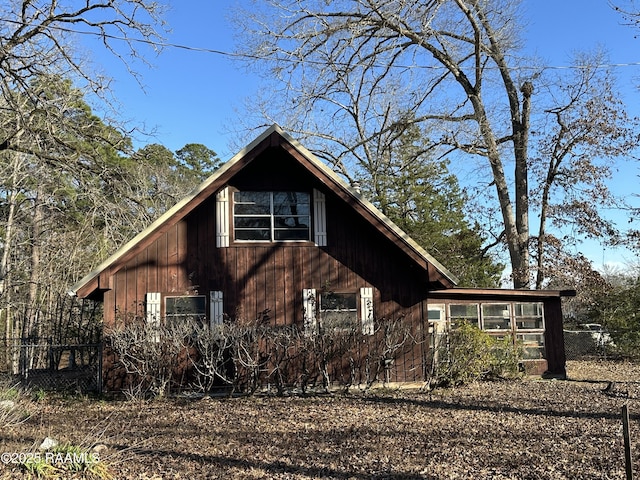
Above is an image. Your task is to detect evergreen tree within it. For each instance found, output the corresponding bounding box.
[358,124,503,287]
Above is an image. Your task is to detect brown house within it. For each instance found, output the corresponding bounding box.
[70,125,574,388]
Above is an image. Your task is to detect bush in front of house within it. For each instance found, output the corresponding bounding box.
[106,317,522,397]
[105,315,420,397]
[428,322,522,388]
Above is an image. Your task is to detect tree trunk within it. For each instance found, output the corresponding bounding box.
[23,185,44,341]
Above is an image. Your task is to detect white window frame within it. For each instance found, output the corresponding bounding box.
[448,303,480,329]
[233,191,311,242]
[481,303,512,331]
[303,287,374,336]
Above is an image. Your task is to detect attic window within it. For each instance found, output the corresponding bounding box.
[233,191,310,241]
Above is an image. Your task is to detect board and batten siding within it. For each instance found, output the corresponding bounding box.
[102,186,430,334]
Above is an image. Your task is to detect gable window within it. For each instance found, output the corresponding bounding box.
[233,191,310,241]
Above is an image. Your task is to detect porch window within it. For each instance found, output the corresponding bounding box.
[518,333,545,360]
[514,303,544,330]
[449,303,480,328]
[481,304,511,330]
[233,191,310,241]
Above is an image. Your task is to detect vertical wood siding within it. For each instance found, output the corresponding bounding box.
[103,150,433,381]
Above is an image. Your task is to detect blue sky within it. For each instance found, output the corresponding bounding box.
[81,0,640,269]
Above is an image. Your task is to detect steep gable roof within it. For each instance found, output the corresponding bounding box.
[70,125,458,298]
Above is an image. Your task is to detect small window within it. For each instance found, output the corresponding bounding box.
[233,191,310,241]
[449,303,480,328]
[514,303,544,330]
[320,292,358,331]
[165,295,207,324]
[481,303,511,330]
[428,307,443,321]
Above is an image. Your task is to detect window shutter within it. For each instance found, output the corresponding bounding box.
[216,187,230,248]
[210,291,224,326]
[303,288,317,335]
[313,189,327,246]
[145,292,161,341]
[360,287,374,335]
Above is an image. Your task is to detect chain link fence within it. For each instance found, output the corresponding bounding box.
[564,326,617,360]
[0,338,102,393]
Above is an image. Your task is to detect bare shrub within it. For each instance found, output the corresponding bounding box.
[185,320,269,396]
[106,317,192,399]
[263,325,306,395]
[105,315,423,397]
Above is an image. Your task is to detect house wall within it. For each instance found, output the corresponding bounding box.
[101,149,434,383]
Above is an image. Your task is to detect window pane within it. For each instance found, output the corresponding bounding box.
[321,293,357,310]
[273,192,309,212]
[274,216,308,228]
[274,227,309,240]
[235,229,270,241]
[449,303,479,328]
[166,296,205,315]
[515,303,543,317]
[322,312,357,330]
[514,303,544,330]
[450,304,477,317]
[482,304,510,317]
[234,192,271,215]
[516,317,544,329]
[234,217,271,229]
[518,333,545,360]
[481,304,511,330]
[320,292,358,330]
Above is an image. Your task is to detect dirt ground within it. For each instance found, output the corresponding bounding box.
[2,360,640,479]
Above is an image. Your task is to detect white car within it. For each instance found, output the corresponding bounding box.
[581,324,614,347]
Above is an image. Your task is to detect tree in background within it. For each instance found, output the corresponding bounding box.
[612,1,640,256]
[584,267,640,358]
[0,0,167,352]
[0,0,166,156]
[356,122,503,287]
[235,0,638,289]
[0,76,220,364]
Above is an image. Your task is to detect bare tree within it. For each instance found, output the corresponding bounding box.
[531,51,637,288]
[0,0,166,149]
[235,0,637,288]
[0,1,165,366]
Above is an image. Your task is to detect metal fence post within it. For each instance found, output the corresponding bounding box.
[623,404,634,480]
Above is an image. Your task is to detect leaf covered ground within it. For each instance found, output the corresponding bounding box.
[2,360,640,479]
